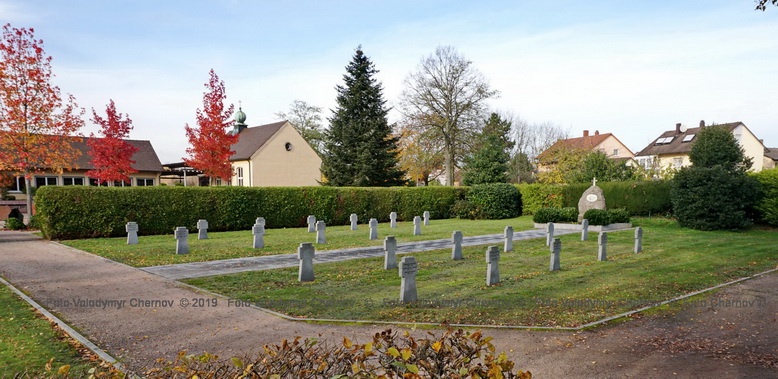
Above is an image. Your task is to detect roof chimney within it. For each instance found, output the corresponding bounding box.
[675,123,681,134]
[699,120,705,128]
[583,130,589,137]
[594,130,599,136]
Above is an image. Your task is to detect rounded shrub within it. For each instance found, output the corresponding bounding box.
[452,199,479,219]
[582,208,630,225]
[532,207,578,223]
[4,217,25,230]
[753,168,778,226]
[466,183,522,219]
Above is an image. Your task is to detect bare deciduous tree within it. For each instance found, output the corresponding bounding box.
[399,46,498,186]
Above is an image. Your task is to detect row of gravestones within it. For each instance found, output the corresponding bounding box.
[123,211,435,254]
[544,222,643,255]
[296,225,644,304]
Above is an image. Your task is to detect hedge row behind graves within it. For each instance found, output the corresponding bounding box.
[35,186,466,239]
[562,180,672,216]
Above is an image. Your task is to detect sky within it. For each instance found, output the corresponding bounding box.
[2,0,777,163]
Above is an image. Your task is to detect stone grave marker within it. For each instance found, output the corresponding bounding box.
[549,238,561,271]
[634,227,643,253]
[546,222,555,247]
[255,217,265,227]
[307,215,316,233]
[369,218,378,240]
[577,177,606,222]
[297,243,315,282]
[174,227,189,255]
[423,211,430,225]
[413,216,421,236]
[598,232,608,261]
[390,212,397,228]
[126,222,139,245]
[451,231,463,260]
[384,235,397,270]
[252,222,265,249]
[197,219,209,240]
[350,213,358,231]
[399,256,418,303]
[504,226,513,252]
[581,219,589,241]
[486,246,500,286]
[315,221,326,244]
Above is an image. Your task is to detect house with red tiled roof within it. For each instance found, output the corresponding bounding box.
[536,130,635,173]
[634,120,769,172]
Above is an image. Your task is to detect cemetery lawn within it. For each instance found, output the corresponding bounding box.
[60,217,535,267]
[0,283,99,376]
[184,218,778,327]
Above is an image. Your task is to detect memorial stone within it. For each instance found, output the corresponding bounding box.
[307,215,316,233]
[550,238,561,271]
[255,217,265,227]
[634,227,643,254]
[399,256,418,303]
[252,222,265,249]
[316,221,326,244]
[486,246,500,285]
[368,218,378,240]
[504,226,513,252]
[350,214,358,231]
[581,219,589,241]
[126,222,139,245]
[577,177,607,222]
[598,232,608,261]
[174,227,189,255]
[298,243,315,282]
[383,236,397,270]
[423,211,430,225]
[451,231,463,260]
[413,216,421,235]
[390,212,397,228]
[197,219,208,240]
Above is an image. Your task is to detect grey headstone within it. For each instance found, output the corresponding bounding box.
[423,211,430,225]
[504,226,513,252]
[255,217,265,227]
[297,243,315,282]
[581,219,589,241]
[315,220,326,244]
[550,238,561,271]
[174,227,189,255]
[252,223,265,249]
[598,232,608,261]
[577,178,606,222]
[369,218,378,240]
[307,215,316,233]
[486,246,500,286]
[350,213,358,231]
[451,231,463,260]
[634,227,643,254]
[413,216,421,236]
[197,219,208,240]
[399,256,418,303]
[390,212,397,228]
[546,222,555,247]
[383,235,397,270]
[126,222,138,245]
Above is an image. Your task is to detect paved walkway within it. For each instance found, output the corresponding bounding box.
[142,229,577,279]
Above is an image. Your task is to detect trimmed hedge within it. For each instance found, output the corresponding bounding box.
[35,186,465,239]
[754,168,778,226]
[532,207,578,223]
[563,180,671,216]
[466,183,522,219]
[515,183,564,215]
[583,208,631,225]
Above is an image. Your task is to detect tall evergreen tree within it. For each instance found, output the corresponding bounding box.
[321,47,406,186]
[462,113,513,185]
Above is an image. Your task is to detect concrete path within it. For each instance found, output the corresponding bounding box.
[0,230,774,377]
[143,229,576,279]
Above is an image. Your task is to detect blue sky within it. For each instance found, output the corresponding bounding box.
[2,0,777,163]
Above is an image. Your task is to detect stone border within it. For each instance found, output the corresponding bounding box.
[180,267,778,332]
[0,276,132,376]
[533,222,632,232]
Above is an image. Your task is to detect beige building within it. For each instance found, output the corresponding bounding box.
[635,121,769,172]
[536,130,635,172]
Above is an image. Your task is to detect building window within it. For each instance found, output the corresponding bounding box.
[285,142,293,151]
[136,178,154,186]
[89,178,109,186]
[236,167,244,187]
[113,180,131,187]
[673,157,683,169]
[8,176,26,193]
[35,176,58,187]
[63,177,85,186]
[612,148,619,156]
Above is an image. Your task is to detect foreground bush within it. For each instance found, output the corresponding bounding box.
[35,186,465,239]
[141,329,530,378]
[466,183,522,219]
[753,168,778,226]
[4,217,25,230]
[532,207,578,223]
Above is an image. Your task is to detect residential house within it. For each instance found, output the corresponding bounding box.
[536,130,635,172]
[764,147,778,170]
[4,136,163,202]
[634,121,768,172]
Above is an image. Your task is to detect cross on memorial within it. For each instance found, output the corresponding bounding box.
[126,222,139,245]
[252,222,265,249]
[197,219,209,240]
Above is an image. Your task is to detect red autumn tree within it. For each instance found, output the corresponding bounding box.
[0,24,83,220]
[86,100,139,185]
[183,69,238,184]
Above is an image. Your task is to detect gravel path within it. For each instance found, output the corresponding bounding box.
[0,230,775,377]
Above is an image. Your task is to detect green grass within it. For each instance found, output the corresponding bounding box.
[61,217,536,267]
[0,282,97,376]
[183,218,778,327]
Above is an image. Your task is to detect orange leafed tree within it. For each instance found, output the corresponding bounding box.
[86,100,139,185]
[183,69,238,184]
[0,24,83,220]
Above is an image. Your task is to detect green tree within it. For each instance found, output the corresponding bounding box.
[568,150,637,183]
[321,47,406,186]
[275,100,325,155]
[462,113,513,185]
[671,125,759,230]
